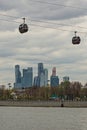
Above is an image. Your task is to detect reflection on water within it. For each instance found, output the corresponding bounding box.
[0,107,87,130]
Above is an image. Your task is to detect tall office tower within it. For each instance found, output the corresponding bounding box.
[14,65,22,89]
[22,67,33,88]
[15,65,21,83]
[63,76,69,82]
[50,76,59,87]
[38,63,44,76]
[33,76,40,87]
[50,67,59,87]
[37,63,44,87]
[52,67,56,76]
[44,68,48,87]
[40,72,45,87]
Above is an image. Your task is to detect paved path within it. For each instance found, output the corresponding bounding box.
[0,100,87,107]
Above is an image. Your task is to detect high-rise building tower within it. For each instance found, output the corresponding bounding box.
[38,63,44,76]
[33,76,40,87]
[50,67,59,87]
[50,76,59,87]
[14,65,22,89]
[22,67,33,88]
[44,68,48,87]
[52,67,56,76]
[40,72,45,87]
[15,65,21,83]
[35,63,48,87]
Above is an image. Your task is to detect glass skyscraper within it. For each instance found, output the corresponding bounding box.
[50,76,59,87]
[44,68,48,87]
[15,65,21,83]
[22,67,33,88]
[50,67,59,87]
[14,65,33,89]
[14,65,22,89]
[37,63,48,87]
[38,63,44,76]
[33,76,40,87]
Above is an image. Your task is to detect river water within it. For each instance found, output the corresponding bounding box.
[0,107,87,130]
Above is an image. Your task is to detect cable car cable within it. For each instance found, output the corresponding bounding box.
[29,19,87,30]
[0,17,87,34]
[30,0,87,11]
[0,13,87,31]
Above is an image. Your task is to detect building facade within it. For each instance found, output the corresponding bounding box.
[14,65,22,89]
[63,76,69,82]
[33,63,48,87]
[50,76,59,87]
[14,65,33,89]
[22,67,33,88]
[38,63,44,76]
[50,67,59,87]
[15,65,21,84]
[44,68,48,87]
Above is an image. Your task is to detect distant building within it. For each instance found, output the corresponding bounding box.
[33,76,40,87]
[14,65,22,89]
[40,72,45,87]
[34,63,48,87]
[50,76,59,87]
[52,67,56,76]
[22,67,33,88]
[44,69,48,87]
[14,65,33,89]
[50,67,59,87]
[38,63,44,76]
[15,65,21,84]
[63,76,69,82]
[14,83,22,89]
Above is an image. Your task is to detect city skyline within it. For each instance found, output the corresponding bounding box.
[0,1,87,86]
[14,63,60,88]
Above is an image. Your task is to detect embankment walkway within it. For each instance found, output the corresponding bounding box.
[0,100,87,107]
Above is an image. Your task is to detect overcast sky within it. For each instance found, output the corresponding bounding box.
[0,0,87,87]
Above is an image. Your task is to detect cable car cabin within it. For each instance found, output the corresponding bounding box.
[19,18,28,34]
[19,23,28,33]
[72,36,81,45]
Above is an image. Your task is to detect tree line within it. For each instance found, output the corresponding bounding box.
[0,81,87,101]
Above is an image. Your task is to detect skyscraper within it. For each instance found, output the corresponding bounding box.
[14,65,22,89]
[22,67,33,88]
[38,63,44,76]
[33,76,40,87]
[15,65,21,83]
[50,76,59,87]
[14,65,33,89]
[44,68,48,87]
[52,67,56,76]
[35,63,48,87]
[40,72,45,87]
[50,67,59,87]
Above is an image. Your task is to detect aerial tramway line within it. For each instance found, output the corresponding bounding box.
[18,18,81,45]
[0,14,82,45]
[1,0,87,45]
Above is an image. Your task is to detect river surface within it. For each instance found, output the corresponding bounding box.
[0,107,87,130]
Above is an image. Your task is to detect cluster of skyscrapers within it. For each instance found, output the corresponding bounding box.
[14,63,69,89]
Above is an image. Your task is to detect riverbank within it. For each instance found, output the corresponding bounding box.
[0,100,87,107]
